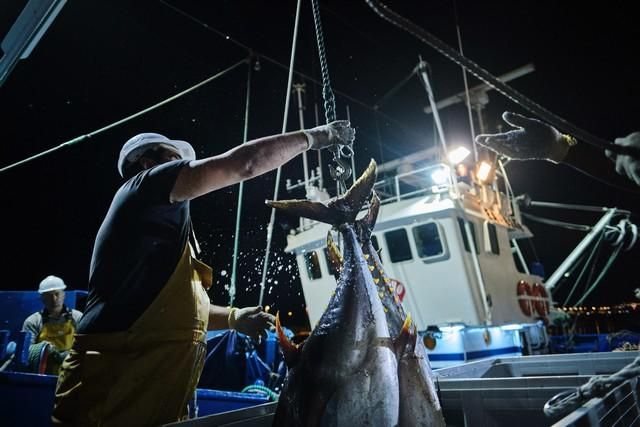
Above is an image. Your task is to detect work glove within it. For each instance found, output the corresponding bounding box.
[228,306,276,340]
[475,112,576,163]
[303,120,356,150]
[605,132,640,186]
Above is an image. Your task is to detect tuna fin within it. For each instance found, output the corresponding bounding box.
[266,159,377,225]
[326,231,343,280]
[276,311,302,367]
[393,314,413,359]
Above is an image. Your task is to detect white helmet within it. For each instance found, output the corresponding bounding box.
[117,133,196,177]
[38,275,67,293]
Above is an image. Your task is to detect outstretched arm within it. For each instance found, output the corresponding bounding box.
[475,112,576,163]
[170,121,355,202]
[605,132,640,186]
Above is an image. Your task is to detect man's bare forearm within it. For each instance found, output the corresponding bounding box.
[171,131,309,202]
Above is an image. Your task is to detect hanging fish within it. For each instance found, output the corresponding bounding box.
[268,160,400,426]
[330,189,446,426]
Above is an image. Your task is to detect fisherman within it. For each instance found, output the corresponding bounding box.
[51,121,355,426]
[475,111,640,186]
[22,275,83,375]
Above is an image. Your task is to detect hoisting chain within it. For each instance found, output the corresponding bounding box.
[310,0,353,192]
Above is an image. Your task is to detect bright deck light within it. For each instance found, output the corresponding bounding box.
[430,168,449,185]
[476,161,493,183]
[447,146,471,164]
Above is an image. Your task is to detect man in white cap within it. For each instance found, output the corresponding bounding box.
[22,275,83,374]
[52,121,355,425]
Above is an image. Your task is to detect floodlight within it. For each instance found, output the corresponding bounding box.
[447,146,471,164]
[476,161,493,183]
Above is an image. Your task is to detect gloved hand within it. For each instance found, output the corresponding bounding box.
[303,120,356,150]
[605,132,640,186]
[475,112,576,163]
[228,306,276,339]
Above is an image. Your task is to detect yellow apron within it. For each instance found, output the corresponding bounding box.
[38,316,76,374]
[52,244,212,426]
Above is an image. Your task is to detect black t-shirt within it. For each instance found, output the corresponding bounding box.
[77,160,191,333]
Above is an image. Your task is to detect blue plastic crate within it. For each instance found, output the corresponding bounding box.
[194,388,270,417]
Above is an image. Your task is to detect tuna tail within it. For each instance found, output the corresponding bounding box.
[266,159,377,226]
[356,191,381,242]
[276,311,302,368]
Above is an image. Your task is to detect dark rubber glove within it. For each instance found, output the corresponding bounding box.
[605,132,640,186]
[303,120,356,150]
[475,112,576,163]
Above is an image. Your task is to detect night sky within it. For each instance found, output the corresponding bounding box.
[1,1,639,329]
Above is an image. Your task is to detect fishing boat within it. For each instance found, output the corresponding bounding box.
[2,1,639,426]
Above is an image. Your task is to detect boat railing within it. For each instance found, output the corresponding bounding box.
[373,163,454,204]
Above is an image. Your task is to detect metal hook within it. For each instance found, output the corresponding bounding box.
[329,154,352,183]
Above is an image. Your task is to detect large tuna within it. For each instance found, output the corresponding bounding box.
[356,193,446,426]
[268,159,400,426]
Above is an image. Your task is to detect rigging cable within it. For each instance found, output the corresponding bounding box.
[229,58,255,307]
[451,0,478,162]
[560,161,640,195]
[258,0,302,307]
[0,58,248,174]
[363,1,639,158]
[562,231,605,306]
[160,0,428,144]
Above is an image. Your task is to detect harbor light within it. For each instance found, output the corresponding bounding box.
[447,146,471,164]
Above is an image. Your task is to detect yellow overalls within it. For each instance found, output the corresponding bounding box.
[52,244,212,426]
[37,313,76,374]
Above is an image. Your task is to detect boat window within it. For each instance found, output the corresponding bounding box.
[323,247,339,277]
[457,217,479,254]
[384,228,413,263]
[412,223,444,258]
[485,222,500,255]
[371,235,380,252]
[304,251,322,280]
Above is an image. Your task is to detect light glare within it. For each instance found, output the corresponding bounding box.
[447,146,471,164]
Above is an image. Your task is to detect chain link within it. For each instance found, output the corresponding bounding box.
[311,0,352,190]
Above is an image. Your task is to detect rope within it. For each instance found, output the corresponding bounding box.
[241,384,279,401]
[544,354,640,419]
[258,0,302,307]
[229,59,254,307]
[0,58,248,174]
[363,0,639,157]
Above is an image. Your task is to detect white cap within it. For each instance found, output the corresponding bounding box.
[38,275,66,293]
[117,132,196,177]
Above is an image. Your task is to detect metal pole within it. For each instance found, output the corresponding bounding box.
[544,209,617,292]
[416,58,448,156]
[293,83,310,196]
[258,0,302,307]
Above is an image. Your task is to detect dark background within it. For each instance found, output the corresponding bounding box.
[1,1,639,330]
